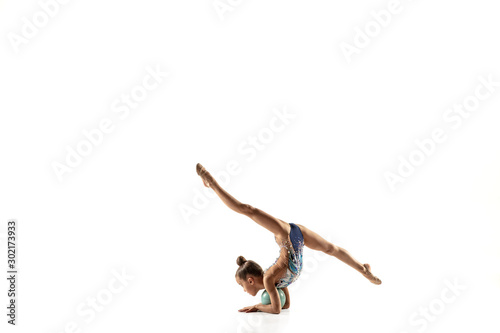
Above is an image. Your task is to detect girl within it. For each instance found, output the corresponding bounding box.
[196,163,381,314]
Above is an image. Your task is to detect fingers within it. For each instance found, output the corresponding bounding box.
[238,306,256,313]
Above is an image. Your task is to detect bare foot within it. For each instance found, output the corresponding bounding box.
[362,263,382,285]
[196,163,214,188]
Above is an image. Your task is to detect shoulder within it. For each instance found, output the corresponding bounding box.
[263,260,287,281]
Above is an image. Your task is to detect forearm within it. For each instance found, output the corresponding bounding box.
[282,287,290,309]
[255,303,280,314]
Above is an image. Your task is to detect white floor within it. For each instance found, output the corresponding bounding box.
[196,258,500,333]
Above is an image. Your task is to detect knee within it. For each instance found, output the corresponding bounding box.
[240,203,256,216]
[326,243,339,256]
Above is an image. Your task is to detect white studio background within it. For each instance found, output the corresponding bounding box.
[1,0,499,332]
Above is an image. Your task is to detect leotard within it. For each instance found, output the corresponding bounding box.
[265,223,304,288]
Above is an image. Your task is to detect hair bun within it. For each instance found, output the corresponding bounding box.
[236,256,247,266]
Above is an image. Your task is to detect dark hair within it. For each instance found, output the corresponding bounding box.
[235,256,264,280]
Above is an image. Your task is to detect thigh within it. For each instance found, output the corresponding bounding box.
[295,224,337,253]
[243,205,289,238]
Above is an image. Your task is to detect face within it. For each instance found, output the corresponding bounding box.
[236,276,259,296]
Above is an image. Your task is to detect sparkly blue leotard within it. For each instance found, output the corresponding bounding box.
[265,223,304,288]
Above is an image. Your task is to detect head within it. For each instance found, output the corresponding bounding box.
[235,256,264,296]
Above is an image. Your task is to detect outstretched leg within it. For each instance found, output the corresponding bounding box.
[297,224,382,285]
[196,164,289,238]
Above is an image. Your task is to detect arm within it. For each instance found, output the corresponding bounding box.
[282,286,290,309]
[262,275,283,314]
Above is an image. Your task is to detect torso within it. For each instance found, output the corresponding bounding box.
[265,222,296,285]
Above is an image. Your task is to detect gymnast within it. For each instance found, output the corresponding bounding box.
[196,163,381,314]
